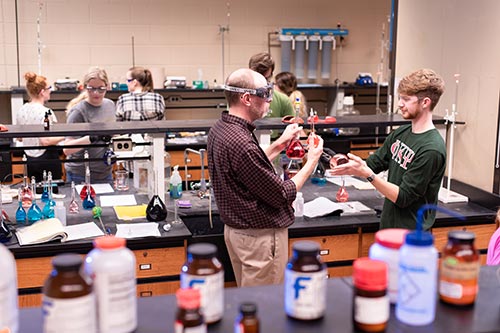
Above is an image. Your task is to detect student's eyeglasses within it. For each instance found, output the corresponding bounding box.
[127,78,135,82]
[86,86,107,94]
[43,85,52,91]
[223,83,274,102]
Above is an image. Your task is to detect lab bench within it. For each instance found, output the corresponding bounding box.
[0,115,496,308]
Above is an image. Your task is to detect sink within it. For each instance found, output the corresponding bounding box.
[181,214,224,237]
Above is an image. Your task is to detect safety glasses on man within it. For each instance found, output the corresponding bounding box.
[223,83,273,102]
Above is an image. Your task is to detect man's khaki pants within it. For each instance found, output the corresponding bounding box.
[224,225,288,287]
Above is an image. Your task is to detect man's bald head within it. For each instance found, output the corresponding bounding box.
[224,68,266,107]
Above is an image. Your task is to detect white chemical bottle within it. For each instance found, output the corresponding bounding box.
[293,192,304,217]
[0,243,18,333]
[169,165,183,199]
[54,201,66,226]
[85,236,137,333]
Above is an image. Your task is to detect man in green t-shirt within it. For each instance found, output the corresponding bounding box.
[329,69,447,230]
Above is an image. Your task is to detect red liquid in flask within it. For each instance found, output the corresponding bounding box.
[336,185,349,202]
[79,185,96,201]
[331,154,349,167]
[286,139,305,159]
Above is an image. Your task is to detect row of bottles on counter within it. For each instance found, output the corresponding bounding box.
[0,217,480,333]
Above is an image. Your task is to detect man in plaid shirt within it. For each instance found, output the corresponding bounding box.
[208,68,323,287]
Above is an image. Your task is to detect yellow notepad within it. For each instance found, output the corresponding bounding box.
[114,204,148,220]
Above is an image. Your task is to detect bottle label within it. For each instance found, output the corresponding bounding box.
[397,260,437,320]
[174,321,207,333]
[284,269,326,320]
[94,269,137,332]
[181,271,224,323]
[42,294,96,333]
[439,257,480,300]
[354,295,390,325]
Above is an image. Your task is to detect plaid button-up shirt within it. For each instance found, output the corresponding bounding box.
[116,91,165,121]
[208,111,297,229]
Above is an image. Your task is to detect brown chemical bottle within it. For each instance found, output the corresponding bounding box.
[181,243,224,324]
[234,302,260,333]
[175,288,207,333]
[439,231,480,306]
[42,253,96,333]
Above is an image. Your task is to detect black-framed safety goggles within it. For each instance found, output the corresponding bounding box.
[223,83,274,102]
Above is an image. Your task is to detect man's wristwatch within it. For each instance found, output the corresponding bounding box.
[366,173,376,183]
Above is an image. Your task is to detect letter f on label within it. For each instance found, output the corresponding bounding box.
[189,279,205,288]
[293,277,311,299]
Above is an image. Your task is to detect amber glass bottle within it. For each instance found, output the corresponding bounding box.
[42,254,96,332]
[181,243,224,324]
[439,231,480,306]
[175,288,206,332]
[234,302,260,333]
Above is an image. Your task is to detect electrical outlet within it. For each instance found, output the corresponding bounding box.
[112,138,133,152]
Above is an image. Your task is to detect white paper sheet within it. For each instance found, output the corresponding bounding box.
[64,222,104,241]
[115,222,161,239]
[99,194,137,207]
[75,183,114,195]
[304,197,343,218]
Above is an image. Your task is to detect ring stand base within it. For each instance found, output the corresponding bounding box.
[438,187,469,203]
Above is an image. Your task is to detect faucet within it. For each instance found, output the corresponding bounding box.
[184,148,208,197]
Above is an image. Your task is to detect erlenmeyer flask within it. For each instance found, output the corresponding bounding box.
[21,155,33,209]
[82,181,96,210]
[336,177,349,202]
[79,151,96,200]
[311,163,327,186]
[0,185,12,242]
[146,171,167,222]
[285,139,305,160]
[15,188,27,225]
[27,177,43,225]
[42,172,56,218]
[41,170,49,203]
[68,181,79,214]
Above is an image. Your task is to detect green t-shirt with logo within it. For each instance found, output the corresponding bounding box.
[367,124,446,230]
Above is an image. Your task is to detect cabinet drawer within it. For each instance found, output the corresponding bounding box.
[327,266,353,278]
[17,256,65,289]
[432,224,496,251]
[289,234,359,262]
[137,280,180,298]
[134,247,185,278]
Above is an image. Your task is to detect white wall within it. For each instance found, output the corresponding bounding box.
[0,0,390,88]
[396,0,500,192]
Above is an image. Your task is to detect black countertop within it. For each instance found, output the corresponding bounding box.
[18,265,500,333]
[3,178,497,259]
